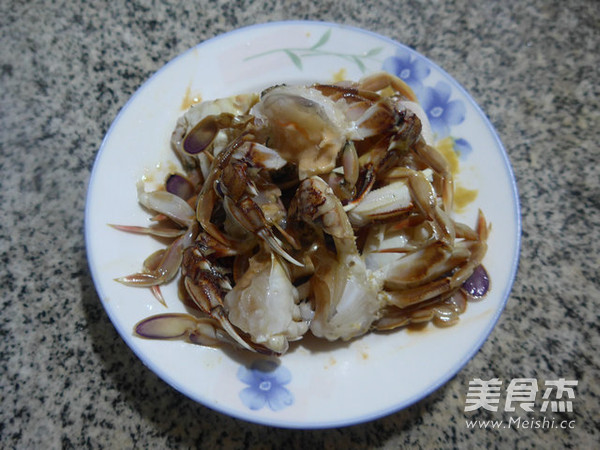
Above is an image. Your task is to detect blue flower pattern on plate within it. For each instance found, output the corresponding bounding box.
[453,137,472,158]
[238,360,293,411]
[420,81,466,139]
[382,50,430,98]
[383,49,470,157]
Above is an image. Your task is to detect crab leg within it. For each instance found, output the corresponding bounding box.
[196,187,232,246]
[108,224,186,239]
[142,249,168,306]
[194,135,245,246]
[223,196,302,266]
[381,242,471,290]
[413,140,454,212]
[115,224,197,287]
[384,278,453,309]
[358,71,418,102]
[341,141,360,188]
[135,313,231,348]
[184,276,256,352]
[216,144,301,265]
[380,211,489,313]
[447,211,489,286]
[407,170,455,247]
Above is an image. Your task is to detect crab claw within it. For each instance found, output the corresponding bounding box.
[134,313,229,348]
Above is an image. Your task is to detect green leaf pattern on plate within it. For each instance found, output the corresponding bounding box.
[244,29,382,72]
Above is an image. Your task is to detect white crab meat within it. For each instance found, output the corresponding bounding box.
[346,168,435,228]
[250,85,359,179]
[309,249,383,341]
[224,252,310,354]
[347,181,413,227]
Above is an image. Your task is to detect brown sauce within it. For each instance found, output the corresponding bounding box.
[180,83,202,111]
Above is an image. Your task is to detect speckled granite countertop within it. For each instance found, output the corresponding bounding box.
[1,0,598,448]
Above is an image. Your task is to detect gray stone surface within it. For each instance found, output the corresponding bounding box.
[1,0,598,447]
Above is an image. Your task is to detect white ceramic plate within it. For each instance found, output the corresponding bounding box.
[85,21,520,428]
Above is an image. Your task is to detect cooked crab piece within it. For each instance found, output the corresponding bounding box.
[182,113,254,156]
[224,250,311,354]
[171,93,259,167]
[309,246,383,341]
[406,170,455,247]
[194,136,300,268]
[179,242,254,353]
[194,134,252,246]
[290,176,383,341]
[375,289,469,331]
[251,85,353,178]
[251,73,422,180]
[356,107,423,178]
[375,211,489,318]
[362,218,437,271]
[381,242,471,291]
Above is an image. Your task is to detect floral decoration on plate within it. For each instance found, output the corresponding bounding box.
[383,50,472,158]
[237,360,294,411]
